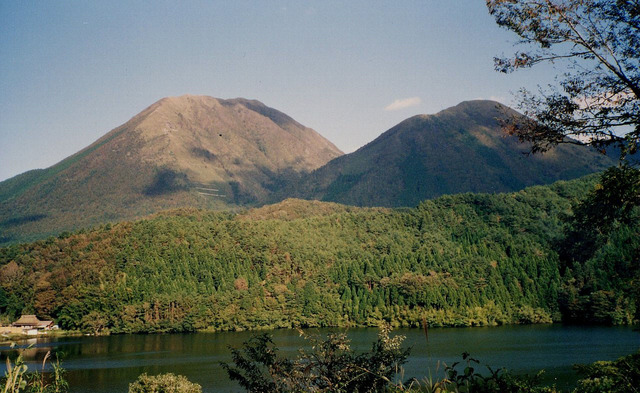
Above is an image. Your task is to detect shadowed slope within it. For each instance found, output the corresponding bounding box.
[282,100,614,207]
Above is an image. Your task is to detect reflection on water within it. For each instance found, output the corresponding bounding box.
[1,325,638,393]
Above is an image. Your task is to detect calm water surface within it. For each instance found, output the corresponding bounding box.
[1,325,638,392]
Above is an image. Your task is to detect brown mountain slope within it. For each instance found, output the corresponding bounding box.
[0,95,342,244]
[129,96,342,193]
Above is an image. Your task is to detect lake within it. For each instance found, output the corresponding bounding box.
[1,324,638,392]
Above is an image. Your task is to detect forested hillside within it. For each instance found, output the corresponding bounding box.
[0,174,637,333]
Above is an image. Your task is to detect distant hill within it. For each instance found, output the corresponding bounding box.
[238,198,389,222]
[0,95,342,244]
[280,100,615,207]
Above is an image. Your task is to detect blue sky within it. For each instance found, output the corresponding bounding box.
[0,1,553,182]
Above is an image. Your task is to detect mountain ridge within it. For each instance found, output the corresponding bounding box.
[0,97,617,245]
[277,100,615,207]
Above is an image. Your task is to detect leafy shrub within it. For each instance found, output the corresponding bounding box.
[222,324,409,392]
[435,352,556,393]
[128,373,202,393]
[573,352,640,393]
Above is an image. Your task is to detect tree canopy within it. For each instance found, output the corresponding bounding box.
[487,0,640,160]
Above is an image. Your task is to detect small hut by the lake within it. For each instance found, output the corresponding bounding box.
[10,314,54,335]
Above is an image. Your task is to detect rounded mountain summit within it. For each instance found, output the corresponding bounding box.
[278,100,614,207]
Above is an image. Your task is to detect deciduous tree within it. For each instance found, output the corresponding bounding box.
[487,0,640,159]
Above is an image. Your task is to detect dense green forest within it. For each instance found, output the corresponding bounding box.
[0,172,637,333]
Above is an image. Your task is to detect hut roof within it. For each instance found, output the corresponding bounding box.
[13,315,41,326]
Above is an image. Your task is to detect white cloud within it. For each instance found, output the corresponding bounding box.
[384,97,422,111]
[574,90,632,110]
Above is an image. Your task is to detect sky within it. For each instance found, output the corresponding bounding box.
[0,0,555,182]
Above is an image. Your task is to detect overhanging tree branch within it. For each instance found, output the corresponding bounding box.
[487,0,640,160]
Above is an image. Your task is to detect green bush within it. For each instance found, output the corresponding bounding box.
[435,352,556,393]
[128,373,202,393]
[573,352,640,393]
[222,324,409,392]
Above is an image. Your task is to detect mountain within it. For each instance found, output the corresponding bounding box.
[0,95,342,244]
[280,100,616,207]
[0,98,618,245]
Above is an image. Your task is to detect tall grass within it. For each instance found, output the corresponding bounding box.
[1,344,67,393]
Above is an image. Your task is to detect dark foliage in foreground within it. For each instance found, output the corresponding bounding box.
[222,326,410,393]
[223,330,640,393]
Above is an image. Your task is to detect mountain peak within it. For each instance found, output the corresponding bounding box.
[0,95,342,244]
[453,99,506,108]
[115,94,343,185]
[433,99,514,120]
